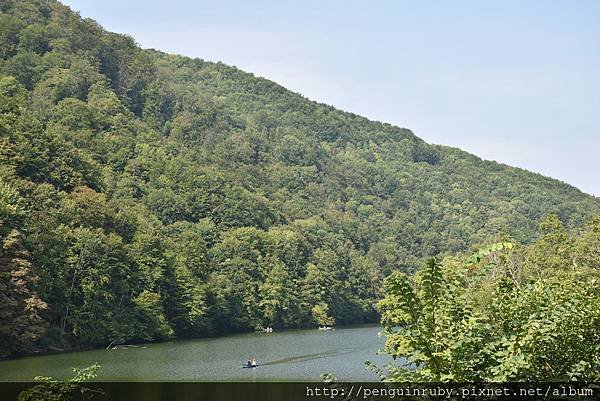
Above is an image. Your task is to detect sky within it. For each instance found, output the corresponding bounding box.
[63,0,600,196]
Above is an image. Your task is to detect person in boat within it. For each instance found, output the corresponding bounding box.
[251,358,257,367]
[246,358,252,368]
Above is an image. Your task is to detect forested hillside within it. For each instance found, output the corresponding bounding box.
[1,0,599,357]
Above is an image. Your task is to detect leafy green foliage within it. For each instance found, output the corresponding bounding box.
[1,0,600,356]
[377,216,600,381]
[18,363,102,401]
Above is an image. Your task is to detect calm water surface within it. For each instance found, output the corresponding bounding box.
[0,325,392,382]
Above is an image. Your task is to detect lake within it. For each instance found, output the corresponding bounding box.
[0,325,392,382]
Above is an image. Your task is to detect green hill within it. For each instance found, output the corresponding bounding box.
[1,0,598,356]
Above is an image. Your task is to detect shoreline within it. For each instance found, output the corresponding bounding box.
[0,322,381,363]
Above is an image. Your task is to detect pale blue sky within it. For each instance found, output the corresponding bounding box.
[64,0,600,196]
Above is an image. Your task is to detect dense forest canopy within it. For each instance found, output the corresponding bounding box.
[1,0,599,357]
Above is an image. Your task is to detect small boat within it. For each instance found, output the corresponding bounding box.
[318,326,333,330]
[243,358,258,368]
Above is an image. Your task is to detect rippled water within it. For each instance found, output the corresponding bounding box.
[0,325,392,382]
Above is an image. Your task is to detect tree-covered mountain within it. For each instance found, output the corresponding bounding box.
[1,0,599,357]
